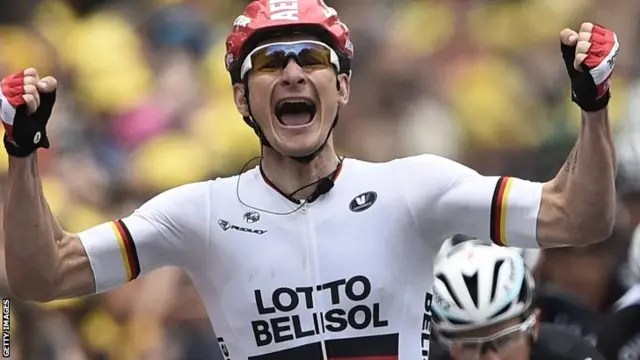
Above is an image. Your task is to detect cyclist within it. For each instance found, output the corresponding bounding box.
[596,225,640,360]
[431,240,605,360]
[435,235,603,346]
[0,0,620,358]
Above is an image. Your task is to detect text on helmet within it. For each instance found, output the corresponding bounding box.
[234,15,252,27]
[269,0,299,21]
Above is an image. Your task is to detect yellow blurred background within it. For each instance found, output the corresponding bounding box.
[1,0,640,358]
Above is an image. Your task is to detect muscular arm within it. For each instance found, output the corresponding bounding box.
[538,109,616,246]
[4,155,94,301]
[4,153,210,302]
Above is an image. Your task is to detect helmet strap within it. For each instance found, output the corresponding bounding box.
[242,77,273,148]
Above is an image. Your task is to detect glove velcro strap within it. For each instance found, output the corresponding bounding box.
[4,134,37,157]
[573,90,610,112]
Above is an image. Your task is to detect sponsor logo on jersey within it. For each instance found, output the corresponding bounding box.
[420,293,433,360]
[218,219,267,235]
[217,337,232,360]
[243,211,260,223]
[349,191,377,212]
[249,275,398,359]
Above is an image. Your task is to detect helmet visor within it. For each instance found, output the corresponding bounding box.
[240,40,339,80]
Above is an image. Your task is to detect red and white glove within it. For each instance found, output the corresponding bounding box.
[0,68,57,157]
[560,22,619,112]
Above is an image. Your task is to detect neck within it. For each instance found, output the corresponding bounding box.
[523,340,534,360]
[260,143,339,200]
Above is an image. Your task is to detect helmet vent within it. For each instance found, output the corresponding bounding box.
[490,259,505,302]
[462,273,479,308]
[491,302,512,319]
[436,274,464,310]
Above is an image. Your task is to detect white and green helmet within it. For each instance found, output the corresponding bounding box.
[432,240,536,333]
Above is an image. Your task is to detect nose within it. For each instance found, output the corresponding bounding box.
[479,349,502,360]
[280,58,307,87]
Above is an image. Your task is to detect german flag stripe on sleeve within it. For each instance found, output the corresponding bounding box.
[490,177,514,246]
[109,220,141,281]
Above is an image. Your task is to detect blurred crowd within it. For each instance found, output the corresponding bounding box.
[1,0,640,359]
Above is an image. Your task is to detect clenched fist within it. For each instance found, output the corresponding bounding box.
[560,22,619,112]
[0,68,59,157]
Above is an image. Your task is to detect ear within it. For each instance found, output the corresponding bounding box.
[336,73,350,108]
[531,309,541,342]
[233,83,250,117]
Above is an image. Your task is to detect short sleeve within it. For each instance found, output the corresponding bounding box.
[395,154,543,248]
[78,182,211,293]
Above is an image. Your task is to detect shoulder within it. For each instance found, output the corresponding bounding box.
[140,169,251,208]
[390,154,479,182]
[132,180,224,224]
[533,324,605,360]
[139,181,212,205]
[389,153,471,168]
[344,154,477,180]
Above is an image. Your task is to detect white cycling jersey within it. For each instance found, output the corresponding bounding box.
[78,154,543,360]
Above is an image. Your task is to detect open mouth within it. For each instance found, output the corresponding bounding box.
[274,98,317,127]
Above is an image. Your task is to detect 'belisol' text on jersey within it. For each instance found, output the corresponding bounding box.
[252,276,390,345]
[77,155,543,359]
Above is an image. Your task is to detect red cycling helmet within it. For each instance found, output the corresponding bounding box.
[225,0,353,84]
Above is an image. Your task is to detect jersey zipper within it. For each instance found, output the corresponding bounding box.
[301,201,328,359]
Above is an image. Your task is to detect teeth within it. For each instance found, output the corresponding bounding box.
[274,98,317,122]
[277,98,313,107]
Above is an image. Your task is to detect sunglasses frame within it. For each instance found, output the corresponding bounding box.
[438,313,537,351]
[240,40,340,80]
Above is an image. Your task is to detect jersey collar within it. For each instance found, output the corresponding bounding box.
[259,161,343,205]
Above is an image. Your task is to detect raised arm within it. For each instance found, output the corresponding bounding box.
[398,23,618,249]
[1,69,210,301]
[5,156,211,301]
[536,23,619,246]
[536,109,615,246]
[1,70,92,300]
[4,154,93,300]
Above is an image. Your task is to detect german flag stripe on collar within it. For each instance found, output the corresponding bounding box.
[490,177,514,246]
[109,220,141,281]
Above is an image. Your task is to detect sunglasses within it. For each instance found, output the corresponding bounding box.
[439,314,536,357]
[240,40,340,79]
